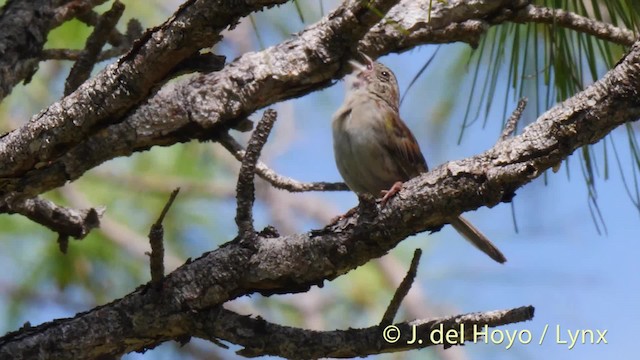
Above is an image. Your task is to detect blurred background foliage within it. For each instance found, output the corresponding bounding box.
[0,0,639,359]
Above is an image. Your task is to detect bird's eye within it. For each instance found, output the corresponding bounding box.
[381,71,389,78]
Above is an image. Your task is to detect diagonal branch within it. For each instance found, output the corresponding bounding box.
[380,248,422,326]
[64,0,125,95]
[7,1,636,201]
[0,0,520,200]
[0,0,293,184]
[76,8,128,47]
[235,110,278,237]
[380,249,422,326]
[219,132,349,192]
[0,0,108,101]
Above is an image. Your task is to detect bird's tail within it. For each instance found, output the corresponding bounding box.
[449,216,507,264]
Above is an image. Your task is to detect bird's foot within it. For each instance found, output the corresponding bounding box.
[379,181,404,207]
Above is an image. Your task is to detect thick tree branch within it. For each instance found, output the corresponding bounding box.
[2,35,640,358]
[0,0,527,200]
[7,0,636,199]
[2,1,640,358]
[7,0,635,202]
[189,305,535,358]
[0,0,292,186]
[0,0,108,101]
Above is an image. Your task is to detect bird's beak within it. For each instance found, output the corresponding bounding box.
[348,53,374,72]
[361,53,374,67]
[348,59,367,72]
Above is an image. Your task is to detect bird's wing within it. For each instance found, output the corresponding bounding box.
[381,109,429,179]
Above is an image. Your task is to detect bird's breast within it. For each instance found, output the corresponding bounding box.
[332,103,403,195]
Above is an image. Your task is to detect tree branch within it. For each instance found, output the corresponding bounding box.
[0,0,108,100]
[0,0,292,186]
[235,110,277,238]
[512,4,638,46]
[3,1,637,201]
[64,0,125,95]
[148,188,180,286]
[0,196,104,245]
[380,248,422,327]
[0,0,524,200]
[219,132,349,192]
[75,8,128,47]
[188,305,535,358]
[2,1,640,358]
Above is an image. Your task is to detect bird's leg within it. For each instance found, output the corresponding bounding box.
[379,181,404,207]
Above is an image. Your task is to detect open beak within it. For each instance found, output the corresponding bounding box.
[348,53,374,73]
[348,59,367,72]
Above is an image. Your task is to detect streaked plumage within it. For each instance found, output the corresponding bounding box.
[332,56,506,264]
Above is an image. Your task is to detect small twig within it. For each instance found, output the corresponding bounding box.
[42,17,141,63]
[64,0,125,95]
[0,196,104,252]
[148,188,180,286]
[76,9,128,47]
[219,133,349,193]
[498,97,528,143]
[59,185,185,270]
[380,249,422,326]
[235,110,278,238]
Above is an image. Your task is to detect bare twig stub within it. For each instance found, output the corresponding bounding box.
[220,133,349,192]
[380,249,422,326]
[0,196,104,250]
[148,188,180,285]
[76,8,128,47]
[499,97,528,143]
[235,110,278,238]
[64,0,125,95]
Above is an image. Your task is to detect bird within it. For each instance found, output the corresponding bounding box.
[331,54,507,264]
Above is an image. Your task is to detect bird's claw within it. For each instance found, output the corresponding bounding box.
[379,181,404,207]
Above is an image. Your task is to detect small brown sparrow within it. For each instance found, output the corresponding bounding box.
[332,55,506,264]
